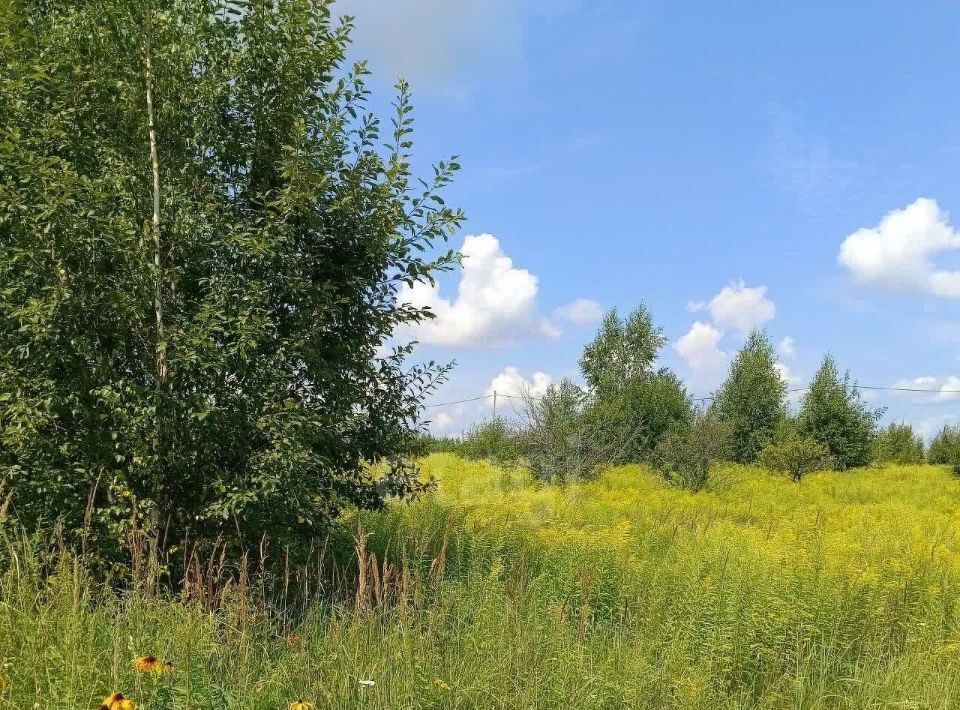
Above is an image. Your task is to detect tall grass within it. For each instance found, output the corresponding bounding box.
[3,455,960,708]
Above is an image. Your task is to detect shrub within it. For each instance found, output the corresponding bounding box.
[522,380,622,482]
[652,411,733,492]
[760,433,833,483]
[873,423,925,465]
[415,434,461,456]
[456,418,524,466]
[711,330,787,464]
[798,356,884,470]
[928,425,960,467]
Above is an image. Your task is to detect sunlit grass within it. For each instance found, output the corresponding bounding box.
[3,455,960,708]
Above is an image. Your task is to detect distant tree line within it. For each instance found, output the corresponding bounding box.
[428,304,949,489]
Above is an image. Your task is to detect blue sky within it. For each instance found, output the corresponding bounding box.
[341,0,960,437]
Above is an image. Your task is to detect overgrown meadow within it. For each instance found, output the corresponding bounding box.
[3,454,960,709]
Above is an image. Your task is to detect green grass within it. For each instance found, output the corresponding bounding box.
[4,455,960,708]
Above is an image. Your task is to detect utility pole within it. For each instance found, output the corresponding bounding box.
[492,390,497,419]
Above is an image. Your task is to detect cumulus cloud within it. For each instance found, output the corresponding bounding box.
[777,336,796,359]
[890,376,960,404]
[554,298,603,325]
[838,197,960,298]
[676,287,787,394]
[691,281,776,334]
[429,411,458,435]
[675,321,728,387]
[485,367,552,407]
[400,234,559,347]
[775,362,800,386]
[775,361,805,408]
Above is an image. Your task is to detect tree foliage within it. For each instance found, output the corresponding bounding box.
[522,379,621,483]
[760,424,833,483]
[710,330,786,464]
[798,356,883,471]
[652,410,732,492]
[928,425,960,468]
[0,0,463,558]
[579,306,691,463]
[454,417,523,466]
[873,422,925,465]
[580,307,665,395]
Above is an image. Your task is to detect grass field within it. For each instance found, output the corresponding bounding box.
[3,455,960,708]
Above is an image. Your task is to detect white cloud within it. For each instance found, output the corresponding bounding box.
[775,362,800,386]
[775,361,805,408]
[890,376,960,404]
[429,411,458,435]
[697,281,775,334]
[485,366,552,405]
[675,321,728,388]
[554,298,603,325]
[777,336,796,359]
[400,234,559,347]
[838,197,960,298]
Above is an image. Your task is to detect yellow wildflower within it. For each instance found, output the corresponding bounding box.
[289,701,313,710]
[433,677,451,692]
[100,693,136,710]
[134,656,173,675]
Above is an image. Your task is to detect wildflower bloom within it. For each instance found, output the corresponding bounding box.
[289,700,313,710]
[134,656,173,675]
[100,693,136,710]
[433,678,451,692]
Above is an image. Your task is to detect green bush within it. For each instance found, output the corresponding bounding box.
[652,411,733,492]
[456,418,524,466]
[760,431,833,483]
[928,425,960,468]
[415,434,461,455]
[522,379,622,482]
[873,423,925,465]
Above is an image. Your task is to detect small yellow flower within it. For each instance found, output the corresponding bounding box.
[433,677,451,692]
[134,656,173,675]
[289,701,313,710]
[100,693,136,710]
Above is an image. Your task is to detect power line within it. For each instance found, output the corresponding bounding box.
[423,394,491,408]
[425,384,960,409]
[858,384,960,394]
